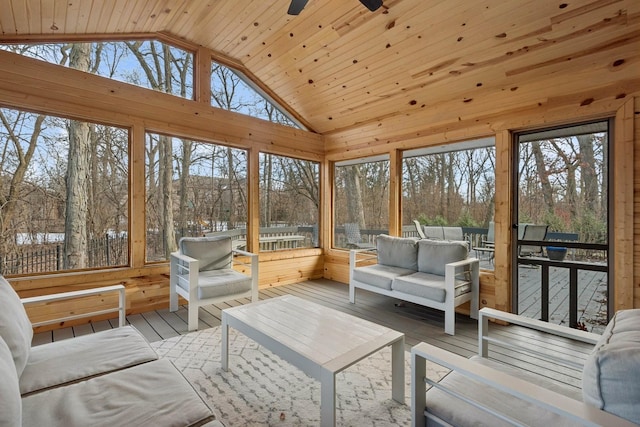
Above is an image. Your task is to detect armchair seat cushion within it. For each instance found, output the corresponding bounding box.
[22,359,215,427]
[20,325,158,395]
[177,269,253,299]
[352,264,415,291]
[391,272,471,303]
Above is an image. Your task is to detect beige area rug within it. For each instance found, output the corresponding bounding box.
[151,327,448,426]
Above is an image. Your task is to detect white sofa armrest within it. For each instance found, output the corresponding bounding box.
[21,284,126,328]
[411,341,636,427]
[478,307,600,369]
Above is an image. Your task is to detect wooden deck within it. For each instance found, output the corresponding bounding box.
[32,278,590,397]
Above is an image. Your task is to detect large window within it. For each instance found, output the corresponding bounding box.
[259,153,319,250]
[1,40,194,99]
[334,156,389,249]
[403,139,496,262]
[145,134,247,262]
[0,107,129,275]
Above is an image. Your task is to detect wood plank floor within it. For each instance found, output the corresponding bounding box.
[32,278,590,396]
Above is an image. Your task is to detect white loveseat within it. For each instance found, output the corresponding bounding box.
[411,307,640,426]
[0,276,220,427]
[349,234,479,335]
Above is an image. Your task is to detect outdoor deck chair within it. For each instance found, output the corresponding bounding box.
[344,223,375,249]
[170,235,258,331]
[413,220,426,239]
[519,224,549,257]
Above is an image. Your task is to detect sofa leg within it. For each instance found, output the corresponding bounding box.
[444,309,455,335]
[349,284,356,304]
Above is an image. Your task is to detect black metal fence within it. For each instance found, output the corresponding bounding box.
[0,234,129,275]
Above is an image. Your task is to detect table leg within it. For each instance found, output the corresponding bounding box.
[320,368,336,427]
[391,337,405,403]
[221,313,229,371]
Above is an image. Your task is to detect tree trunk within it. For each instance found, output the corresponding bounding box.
[531,141,555,215]
[64,43,92,269]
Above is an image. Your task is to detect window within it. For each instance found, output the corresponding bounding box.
[145,133,247,262]
[0,40,194,99]
[211,60,301,128]
[403,139,496,264]
[0,107,129,274]
[334,156,389,249]
[259,153,319,250]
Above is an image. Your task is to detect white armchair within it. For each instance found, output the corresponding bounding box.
[170,235,259,331]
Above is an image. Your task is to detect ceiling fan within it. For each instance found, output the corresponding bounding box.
[287,0,383,15]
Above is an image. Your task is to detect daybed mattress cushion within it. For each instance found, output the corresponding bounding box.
[0,276,33,377]
[0,336,21,427]
[425,355,584,427]
[391,272,470,303]
[582,308,640,424]
[376,234,418,270]
[176,268,252,299]
[180,235,232,271]
[22,358,216,427]
[417,239,468,276]
[20,325,159,395]
[352,264,415,291]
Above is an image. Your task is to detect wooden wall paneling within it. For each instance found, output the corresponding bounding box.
[635,96,640,309]
[248,147,260,253]
[613,96,635,310]
[195,46,212,105]
[259,255,324,288]
[389,149,401,236]
[493,130,513,313]
[130,121,146,268]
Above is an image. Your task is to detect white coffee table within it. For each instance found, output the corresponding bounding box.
[221,295,405,426]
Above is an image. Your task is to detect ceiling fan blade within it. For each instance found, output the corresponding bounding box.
[287,0,310,15]
[359,0,383,11]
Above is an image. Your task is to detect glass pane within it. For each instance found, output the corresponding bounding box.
[516,121,609,333]
[403,145,496,268]
[145,134,247,262]
[211,61,300,128]
[334,159,389,249]
[258,153,319,250]
[0,107,129,274]
[0,41,194,99]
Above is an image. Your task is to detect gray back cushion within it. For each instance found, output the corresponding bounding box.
[417,239,468,276]
[0,276,33,378]
[582,309,640,424]
[423,226,444,240]
[442,227,463,241]
[0,336,21,426]
[376,234,418,271]
[179,236,232,272]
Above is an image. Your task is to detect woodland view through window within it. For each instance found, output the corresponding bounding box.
[334,156,390,249]
[145,133,248,262]
[259,153,320,250]
[0,107,129,274]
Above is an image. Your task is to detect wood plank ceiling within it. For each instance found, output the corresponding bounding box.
[0,0,639,137]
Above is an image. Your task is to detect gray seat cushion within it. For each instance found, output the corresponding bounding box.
[425,355,585,427]
[417,239,468,276]
[375,234,418,270]
[20,325,158,395]
[582,309,640,424]
[391,272,470,303]
[177,269,252,299]
[22,358,216,427]
[352,264,415,291]
[0,336,21,427]
[180,235,233,271]
[0,276,33,377]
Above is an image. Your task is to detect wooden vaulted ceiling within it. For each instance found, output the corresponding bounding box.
[0,0,639,140]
